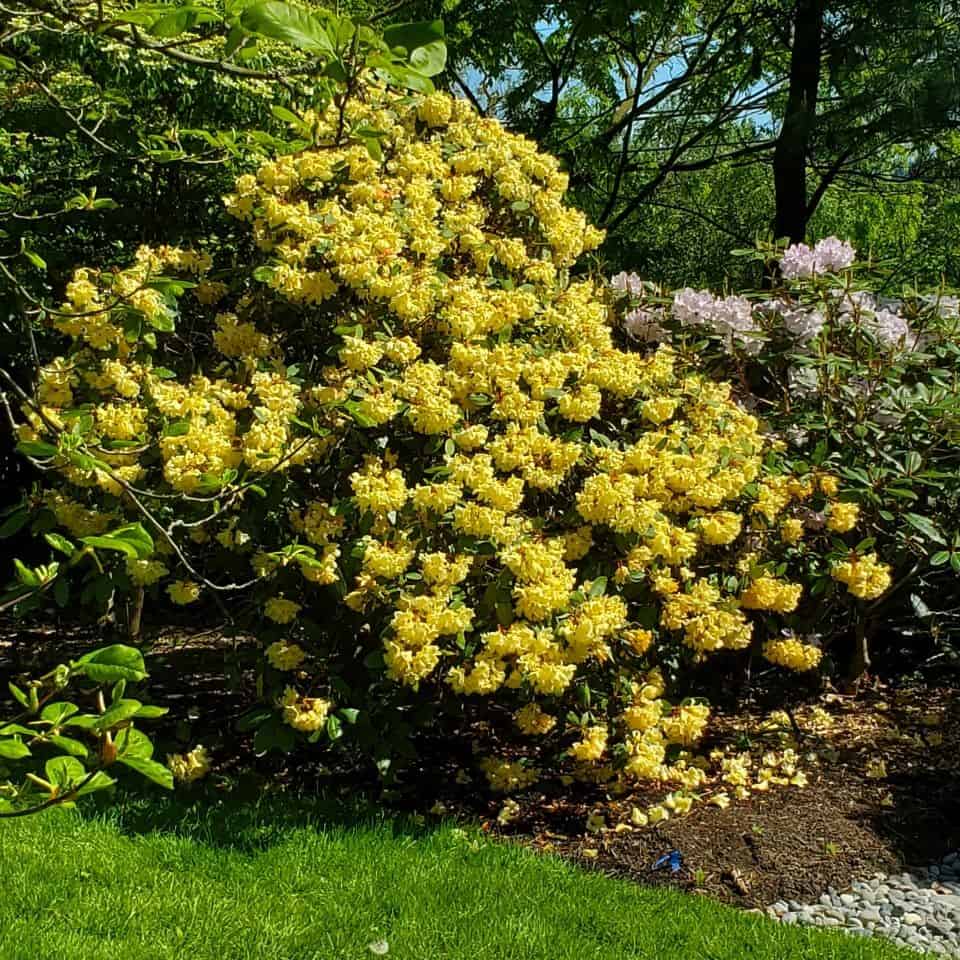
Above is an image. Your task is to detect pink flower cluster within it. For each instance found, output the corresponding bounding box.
[779,237,856,279]
[672,288,760,351]
[610,271,646,297]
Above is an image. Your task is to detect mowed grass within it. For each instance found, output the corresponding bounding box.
[0,792,915,960]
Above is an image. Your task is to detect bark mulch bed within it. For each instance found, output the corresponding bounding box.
[2,617,957,908]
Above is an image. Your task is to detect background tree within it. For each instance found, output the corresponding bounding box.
[421,0,960,266]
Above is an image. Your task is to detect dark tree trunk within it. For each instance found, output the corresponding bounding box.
[772,0,824,244]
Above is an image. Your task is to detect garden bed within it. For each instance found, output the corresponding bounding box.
[2,616,957,911]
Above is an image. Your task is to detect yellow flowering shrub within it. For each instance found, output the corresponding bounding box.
[10,84,891,793]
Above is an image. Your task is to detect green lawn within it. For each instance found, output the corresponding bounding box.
[0,792,914,960]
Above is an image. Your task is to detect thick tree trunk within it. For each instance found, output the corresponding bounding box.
[772,0,824,244]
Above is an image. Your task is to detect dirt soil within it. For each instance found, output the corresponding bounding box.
[2,617,957,908]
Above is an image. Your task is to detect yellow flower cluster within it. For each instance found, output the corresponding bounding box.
[264,597,301,624]
[740,576,803,613]
[763,637,823,671]
[569,725,608,761]
[661,579,752,653]
[699,511,742,546]
[126,557,169,586]
[826,501,860,533]
[166,744,211,783]
[514,703,557,735]
[479,757,540,793]
[660,703,711,747]
[167,580,200,605]
[266,640,306,671]
[832,552,892,600]
[279,687,331,732]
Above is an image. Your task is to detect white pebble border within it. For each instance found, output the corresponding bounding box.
[759,852,960,955]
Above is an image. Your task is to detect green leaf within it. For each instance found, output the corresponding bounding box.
[589,577,608,597]
[13,558,40,586]
[0,738,31,760]
[343,400,377,427]
[326,713,342,741]
[113,5,169,25]
[225,22,247,56]
[117,755,174,789]
[145,308,175,333]
[382,18,444,54]
[409,40,446,77]
[0,507,30,538]
[163,420,191,437]
[22,247,46,271]
[133,705,169,719]
[48,735,89,758]
[44,533,75,557]
[904,513,946,545]
[45,756,85,789]
[80,535,138,559]
[240,1,334,55]
[75,771,116,796]
[63,714,99,730]
[81,522,154,560]
[271,104,307,129]
[0,723,32,736]
[148,7,193,37]
[235,707,272,732]
[111,523,155,558]
[15,440,58,458]
[41,702,79,726]
[76,645,148,683]
[8,682,28,708]
[116,727,154,759]
[148,5,218,37]
[94,699,143,731]
[385,63,434,93]
[361,135,383,161]
[0,54,16,71]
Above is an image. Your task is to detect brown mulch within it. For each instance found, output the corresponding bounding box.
[1,616,958,908]
[504,764,949,908]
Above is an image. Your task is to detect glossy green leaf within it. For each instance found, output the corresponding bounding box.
[0,738,31,760]
[76,771,116,796]
[15,440,58,458]
[0,507,30,538]
[40,702,79,726]
[48,735,90,758]
[116,726,155,759]
[116,755,174,789]
[94,699,143,731]
[240,1,334,55]
[76,645,148,683]
[45,756,85,789]
[382,19,444,53]
[44,533,76,557]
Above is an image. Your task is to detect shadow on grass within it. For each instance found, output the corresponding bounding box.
[84,782,446,854]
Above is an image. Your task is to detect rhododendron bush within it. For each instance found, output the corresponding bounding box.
[4,86,891,803]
